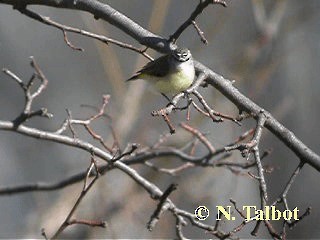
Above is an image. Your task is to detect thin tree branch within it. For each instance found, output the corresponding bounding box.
[191,20,208,44]
[19,8,153,60]
[147,183,178,231]
[51,157,100,239]
[180,122,216,154]
[169,0,227,43]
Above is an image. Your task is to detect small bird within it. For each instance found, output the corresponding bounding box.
[127,48,195,95]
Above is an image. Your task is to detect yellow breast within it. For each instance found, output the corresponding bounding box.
[154,73,190,94]
[136,59,195,94]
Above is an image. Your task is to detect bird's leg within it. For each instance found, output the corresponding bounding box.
[161,92,192,110]
[161,93,175,107]
[178,93,193,110]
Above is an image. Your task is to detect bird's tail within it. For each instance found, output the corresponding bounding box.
[126,73,143,81]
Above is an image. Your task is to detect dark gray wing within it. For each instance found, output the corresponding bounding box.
[127,55,170,81]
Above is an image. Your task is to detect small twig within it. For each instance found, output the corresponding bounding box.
[169,0,227,43]
[174,214,187,240]
[192,89,240,124]
[85,125,113,152]
[191,101,211,117]
[147,183,177,231]
[161,111,176,134]
[88,95,111,121]
[191,20,208,44]
[272,161,305,207]
[55,95,115,152]
[151,92,184,117]
[211,214,232,239]
[54,110,70,135]
[51,156,100,239]
[3,57,52,127]
[180,122,215,153]
[229,199,246,219]
[26,58,49,114]
[112,143,139,162]
[251,220,262,236]
[2,68,24,87]
[247,171,260,180]
[62,30,83,51]
[110,124,120,152]
[233,128,255,144]
[189,138,199,156]
[68,219,107,228]
[151,133,171,149]
[269,161,310,235]
[253,147,268,201]
[225,111,266,155]
[186,101,192,121]
[66,109,77,138]
[264,220,282,239]
[145,162,195,176]
[286,207,311,229]
[19,8,153,60]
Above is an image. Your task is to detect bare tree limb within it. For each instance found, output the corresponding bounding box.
[169,0,227,43]
[18,8,153,60]
[51,157,101,239]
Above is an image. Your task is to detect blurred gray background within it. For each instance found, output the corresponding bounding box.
[0,0,319,238]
